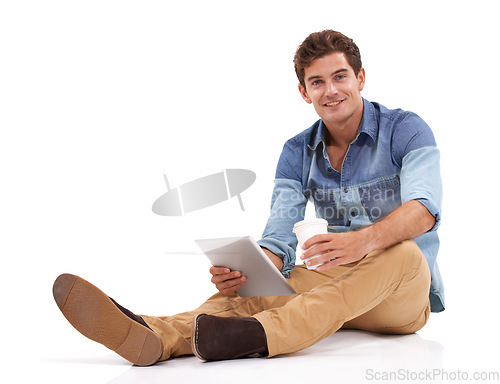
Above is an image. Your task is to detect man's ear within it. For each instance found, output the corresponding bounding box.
[357,68,366,91]
[298,83,312,104]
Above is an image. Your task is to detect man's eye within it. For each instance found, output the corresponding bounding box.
[335,75,346,80]
[312,80,322,85]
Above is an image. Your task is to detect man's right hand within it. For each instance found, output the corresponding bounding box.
[209,249,282,296]
[209,267,247,296]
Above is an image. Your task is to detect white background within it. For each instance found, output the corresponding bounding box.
[1,0,499,382]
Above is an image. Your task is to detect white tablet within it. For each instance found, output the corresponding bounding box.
[195,236,297,297]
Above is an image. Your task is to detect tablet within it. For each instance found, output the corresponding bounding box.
[195,236,297,297]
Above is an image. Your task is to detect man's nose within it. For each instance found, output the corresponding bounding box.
[325,81,338,96]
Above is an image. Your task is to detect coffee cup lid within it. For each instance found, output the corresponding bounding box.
[292,218,328,232]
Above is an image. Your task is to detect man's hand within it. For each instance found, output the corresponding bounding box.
[300,231,372,271]
[209,267,247,296]
[209,248,283,296]
[300,200,436,271]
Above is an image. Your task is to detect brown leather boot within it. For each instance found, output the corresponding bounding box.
[192,313,268,361]
[53,273,163,366]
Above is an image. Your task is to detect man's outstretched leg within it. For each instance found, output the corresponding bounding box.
[53,273,163,366]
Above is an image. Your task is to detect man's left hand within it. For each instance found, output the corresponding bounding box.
[300,230,373,271]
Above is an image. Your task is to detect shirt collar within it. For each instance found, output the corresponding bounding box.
[308,98,379,151]
[359,98,379,142]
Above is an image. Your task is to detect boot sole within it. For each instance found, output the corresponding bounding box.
[192,313,208,361]
[53,273,162,366]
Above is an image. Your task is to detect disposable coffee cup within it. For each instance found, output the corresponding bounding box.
[292,218,328,269]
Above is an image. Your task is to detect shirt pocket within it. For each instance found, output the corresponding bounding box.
[358,175,401,222]
[312,187,345,226]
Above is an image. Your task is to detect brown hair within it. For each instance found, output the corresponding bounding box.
[293,30,362,89]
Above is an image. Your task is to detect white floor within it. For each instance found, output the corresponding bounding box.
[39,330,444,384]
[34,298,499,384]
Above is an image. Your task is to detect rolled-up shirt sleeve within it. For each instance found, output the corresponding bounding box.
[392,112,443,231]
[257,137,308,277]
[257,178,307,277]
[400,146,443,231]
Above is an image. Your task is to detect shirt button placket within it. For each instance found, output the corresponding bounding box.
[342,186,350,226]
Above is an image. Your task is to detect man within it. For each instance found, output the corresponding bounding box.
[53,30,443,366]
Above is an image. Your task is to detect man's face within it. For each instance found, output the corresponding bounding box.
[299,52,365,130]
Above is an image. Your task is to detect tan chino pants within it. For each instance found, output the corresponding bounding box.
[141,240,431,361]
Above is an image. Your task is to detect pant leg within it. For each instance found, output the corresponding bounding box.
[141,290,297,360]
[253,240,431,357]
[140,261,344,361]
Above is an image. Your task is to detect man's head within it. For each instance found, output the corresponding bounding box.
[294,30,362,90]
[294,30,365,131]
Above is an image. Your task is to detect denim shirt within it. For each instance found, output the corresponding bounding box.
[257,98,444,313]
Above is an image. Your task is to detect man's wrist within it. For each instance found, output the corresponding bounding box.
[359,224,382,255]
[261,248,284,271]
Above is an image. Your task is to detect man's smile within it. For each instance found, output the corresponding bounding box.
[324,100,344,107]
